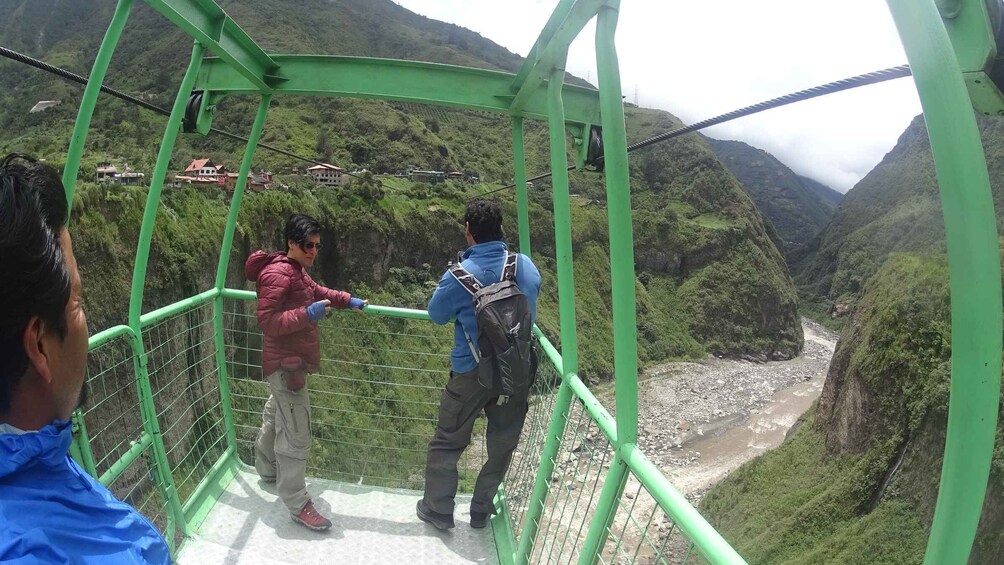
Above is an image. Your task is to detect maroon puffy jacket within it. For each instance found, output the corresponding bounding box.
[244,250,351,377]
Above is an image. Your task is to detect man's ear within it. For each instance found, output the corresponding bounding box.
[22,316,53,384]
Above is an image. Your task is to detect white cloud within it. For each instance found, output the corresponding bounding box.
[394,0,922,192]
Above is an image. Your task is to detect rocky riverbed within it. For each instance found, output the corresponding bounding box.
[621,318,837,501]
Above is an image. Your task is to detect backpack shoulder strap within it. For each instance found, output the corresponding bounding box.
[502,251,518,282]
[448,262,483,296]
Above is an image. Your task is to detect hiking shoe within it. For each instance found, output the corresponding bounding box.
[416,499,455,530]
[470,511,489,529]
[291,500,332,531]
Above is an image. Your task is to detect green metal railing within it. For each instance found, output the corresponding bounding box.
[61,0,1002,563]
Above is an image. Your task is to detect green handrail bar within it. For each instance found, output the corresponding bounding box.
[621,444,747,563]
[140,288,218,328]
[885,1,1003,563]
[61,0,133,209]
[126,41,207,543]
[98,431,154,486]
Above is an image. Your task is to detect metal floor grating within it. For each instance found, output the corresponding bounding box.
[175,467,499,565]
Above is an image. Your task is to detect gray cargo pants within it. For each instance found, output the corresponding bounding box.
[423,368,529,516]
[255,370,312,514]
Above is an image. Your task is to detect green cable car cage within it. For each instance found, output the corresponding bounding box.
[57,0,1001,563]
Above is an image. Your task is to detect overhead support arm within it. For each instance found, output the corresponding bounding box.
[511,0,577,91]
[195,55,602,124]
[508,0,606,114]
[144,0,282,90]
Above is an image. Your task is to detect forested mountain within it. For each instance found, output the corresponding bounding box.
[707,137,840,253]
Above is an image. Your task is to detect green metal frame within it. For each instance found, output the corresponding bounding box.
[886,1,1003,563]
[59,0,1003,562]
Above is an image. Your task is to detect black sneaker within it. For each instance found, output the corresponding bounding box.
[416,499,455,530]
[470,511,489,529]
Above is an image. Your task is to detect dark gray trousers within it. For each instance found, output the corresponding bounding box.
[423,368,529,516]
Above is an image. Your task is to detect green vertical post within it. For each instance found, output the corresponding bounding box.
[512,61,580,565]
[213,94,271,452]
[546,66,580,378]
[577,453,630,564]
[512,116,532,255]
[885,1,1003,564]
[575,9,637,561]
[127,42,206,542]
[595,2,637,445]
[62,0,133,211]
[70,409,99,477]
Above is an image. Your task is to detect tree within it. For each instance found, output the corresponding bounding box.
[316,129,333,162]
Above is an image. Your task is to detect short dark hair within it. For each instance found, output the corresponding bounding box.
[284,213,322,248]
[0,153,71,414]
[463,198,503,243]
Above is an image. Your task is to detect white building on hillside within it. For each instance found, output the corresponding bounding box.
[308,164,344,187]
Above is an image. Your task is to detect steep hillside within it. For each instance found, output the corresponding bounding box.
[0,0,802,380]
[702,253,1004,564]
[707,137,837,252]
[791,114,1004,320]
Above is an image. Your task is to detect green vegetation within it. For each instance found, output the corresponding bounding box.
[701,410,927,565]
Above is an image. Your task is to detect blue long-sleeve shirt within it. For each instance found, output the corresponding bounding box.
[0,420,171,564]
[427,240,542,373]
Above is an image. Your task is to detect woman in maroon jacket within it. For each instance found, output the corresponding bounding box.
[244,213,366,531]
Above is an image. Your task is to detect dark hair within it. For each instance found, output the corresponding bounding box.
[0,153,71,414]
[463,198,503,243]
[284,213,322,248]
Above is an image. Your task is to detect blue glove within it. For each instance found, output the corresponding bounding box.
[306,301,327,322]
[349,297,366,310]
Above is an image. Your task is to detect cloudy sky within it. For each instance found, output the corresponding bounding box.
[393,0,922,192]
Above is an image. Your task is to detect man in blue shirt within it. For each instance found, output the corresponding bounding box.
[0,154,171,564]
[417,198,542,530]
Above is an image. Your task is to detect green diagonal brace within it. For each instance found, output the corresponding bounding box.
[512,0,576,91]
[509,0,606,114]
[142,0,279,90]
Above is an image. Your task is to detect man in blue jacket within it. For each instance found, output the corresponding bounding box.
[0,154,171,564]
[417,198,541,530]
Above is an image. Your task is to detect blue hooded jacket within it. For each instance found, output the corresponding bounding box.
[428,240,542,373]
[0,420,171,564]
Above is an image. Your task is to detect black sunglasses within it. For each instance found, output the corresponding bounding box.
[301,241,323,251]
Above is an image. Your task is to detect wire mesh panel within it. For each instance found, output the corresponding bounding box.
[523,397,615,564]
[142,301,228,506]
[79,331,147,480]
[104,445,179,549]
[503,354,563,539]
[597,477,702,565]
[77,329,176,546]
[223,297,489,491]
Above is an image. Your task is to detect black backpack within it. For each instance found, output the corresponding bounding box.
[448,251,537,398]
